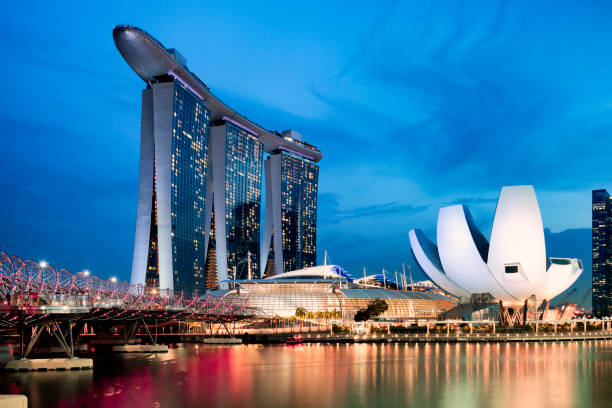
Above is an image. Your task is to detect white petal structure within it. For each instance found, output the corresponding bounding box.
[487,186,547,300]
[543,258,583,300]
[409,185,583,305]
[437,205,516,302]
[408,229,471,300]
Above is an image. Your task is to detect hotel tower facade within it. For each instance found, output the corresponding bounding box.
[113,26,321,295]
[261,131,319,276]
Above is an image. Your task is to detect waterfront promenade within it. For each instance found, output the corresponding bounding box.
[299,330,612,343]
[190,320,612,344]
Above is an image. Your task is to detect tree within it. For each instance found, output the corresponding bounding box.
[354,309,370,322]
[354,298,389,322]
[295,307,307,318]
[369,299,388,317]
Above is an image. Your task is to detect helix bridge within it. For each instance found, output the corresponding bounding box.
[0,251,256,359]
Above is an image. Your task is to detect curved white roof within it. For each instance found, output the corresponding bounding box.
[264,265,346,280]
[352,274,382,284]
[409,185,583,305]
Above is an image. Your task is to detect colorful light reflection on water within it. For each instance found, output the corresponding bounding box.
[1,341,612,407]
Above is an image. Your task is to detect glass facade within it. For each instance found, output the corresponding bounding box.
[279,151,319,272]
[143,80,210,297]
[213,282,456,320]
[223,123,263,280]
[205,210,218,289]
[593,189,612,316]
[145,162,159,293]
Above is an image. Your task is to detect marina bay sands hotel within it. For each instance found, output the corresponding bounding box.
[113,26,321,295]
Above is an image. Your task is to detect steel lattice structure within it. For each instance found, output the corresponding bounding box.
[0,251,253,320]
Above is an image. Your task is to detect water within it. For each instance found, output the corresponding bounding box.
[1,341,611,408]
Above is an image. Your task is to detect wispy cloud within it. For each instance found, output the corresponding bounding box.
[318,193,428,225]
[325,0,399,82]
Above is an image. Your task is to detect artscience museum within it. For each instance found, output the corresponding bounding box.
[409,186,583,309]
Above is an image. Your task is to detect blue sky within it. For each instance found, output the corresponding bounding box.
[0,1,609,303]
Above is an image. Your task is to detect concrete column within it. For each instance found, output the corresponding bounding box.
[261,155,284,277]
[151,82,176,291]
[469,323,473,334]
[210,125,229,288]
[492,321,496,334]
[131,89,155,286]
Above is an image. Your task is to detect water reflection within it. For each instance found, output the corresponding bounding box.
[1,341,611,408]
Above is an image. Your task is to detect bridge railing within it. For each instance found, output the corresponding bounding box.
[0,251,252,317]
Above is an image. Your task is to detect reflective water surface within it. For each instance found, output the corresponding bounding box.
[1,341,611,408]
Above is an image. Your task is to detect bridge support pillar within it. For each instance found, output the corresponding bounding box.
[123,320,141,345]
[50,321,74,358]
[140,318,157,345]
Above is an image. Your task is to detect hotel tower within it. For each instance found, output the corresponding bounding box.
[113,26,322,295]
[261,131,319,276]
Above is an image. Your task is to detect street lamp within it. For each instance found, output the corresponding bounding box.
[82,270,90,277]
[39,260,48,268]
[110,277,117,283]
